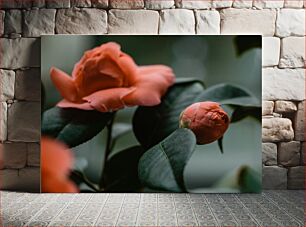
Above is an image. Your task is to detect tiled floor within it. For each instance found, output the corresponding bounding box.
[1,190,304,226]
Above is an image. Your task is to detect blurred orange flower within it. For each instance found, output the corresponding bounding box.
[50,42,175,112]
[179,102,230,144]
[41,137,78,193]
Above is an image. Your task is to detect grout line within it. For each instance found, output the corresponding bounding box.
[92,193,110,226]
[23,194,59,226]
[69,194,92,226]
[172,194,179,226]
[187,194,200,226]
[262,192,304,225]
[46,194,76,226]
[131,194,141,226]
[201,194,221,226]
[217,194,241,226]
[114,193,126,226]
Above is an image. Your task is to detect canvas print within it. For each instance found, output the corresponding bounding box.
[41,35,262,193]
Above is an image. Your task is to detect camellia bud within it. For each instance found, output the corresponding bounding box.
[179,102,230,145]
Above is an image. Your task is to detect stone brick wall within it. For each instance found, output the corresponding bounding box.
[0,0,304,192]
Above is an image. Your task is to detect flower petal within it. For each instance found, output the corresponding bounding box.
[41,137,79,193]
[42,174,79,193]
[83,87,135,112]
[72,43,137,97]
[122,65,175,106]
[117,53,138,85]
[50,67,79,102]
[78,57,125,96]
[57,99,94,111]
[73,42,121,75]
[100,42,121,55]
[138,65,175,83]
[41,137,73,177]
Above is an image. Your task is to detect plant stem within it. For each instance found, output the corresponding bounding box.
[99,113,116,189]
[72,171,100,192]
[105,115,115,160]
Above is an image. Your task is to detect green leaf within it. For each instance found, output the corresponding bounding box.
[234,35,261,56]
[70,170,100,192]
[196,84,261,154]
[213,165,261,193]
[195,83,261,127]
[42,107,113,148]
[239,166,261,193]
[175,77,206,87]
[138,128,196,192]
[133,79,204,149]
[104,146,144,192]
[221,97,260,107]
[196,83,257,105]
[133,81,260,149]
[231,106,261,123]
[218,137,224,154]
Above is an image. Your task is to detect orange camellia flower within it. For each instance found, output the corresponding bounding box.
[50,42,175,112]
[179,102,230,144]
[41,137,78,193]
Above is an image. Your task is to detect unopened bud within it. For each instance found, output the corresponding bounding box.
[179,102,230,144]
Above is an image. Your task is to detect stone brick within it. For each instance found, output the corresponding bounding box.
[4,10,22,35]
[274,101,297,113]
[0,38,40,69]
[284,0,304,8]
[32,0,46,8]
[8,102,40,142]
[145,0,175,9]
[0,102,7,142]
[110,0,144,8]
[278,141,301,167]
[294,101,305,141]
[272,112,282,118]
[220,9,276,36]
[175,0,212,9]
[262,101,274,115]
[109,10,159,34]
[71,0,91,7]
[262,118,294,142]
[212,0,233,8]
[23,9,56,37]
[195,10,220,34]
[253,0,284,8]
[15,68,41,101]
[91,0,108,8]
[0,168,40,192]
[276,9,305,37]
[0,10,4,35]
[0,69,15,102]
[27,143,40,167]
[159,9,195,34]
[46,0,70,8]
[56,8,107,34]
[263,68,305,101]
[0,0,32,8]
[280,37,305,68]
[262,143,277,165]
[0,143,27,169]
[262,37,280,67]
[263,166,287,189]
[288,166,304,189]
[232,0,252,8]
